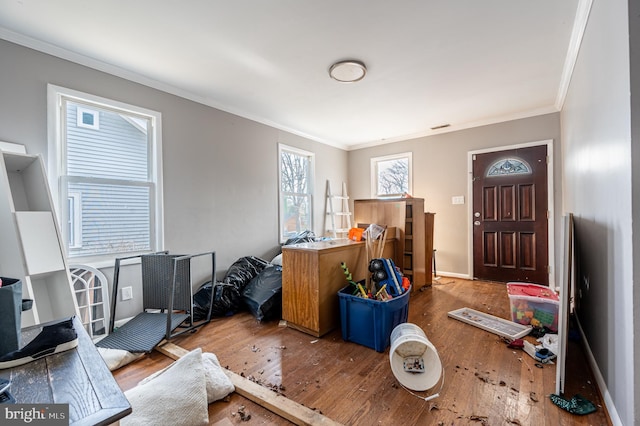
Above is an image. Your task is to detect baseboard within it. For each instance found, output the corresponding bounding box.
[433,271,471,280]
[574,315,623,425]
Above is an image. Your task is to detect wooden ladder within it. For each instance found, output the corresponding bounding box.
[326,180,352,238]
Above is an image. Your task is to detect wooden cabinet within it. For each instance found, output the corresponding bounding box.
[282,238,395,337]
[354,198,433,288]
[0,151,79,327]
[425,212,435,281]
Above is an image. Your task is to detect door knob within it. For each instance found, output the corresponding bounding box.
[474,220,481,226]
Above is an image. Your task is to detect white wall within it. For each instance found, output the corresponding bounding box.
[0,39,348,321]
[348,113,562,282]
[561,0,633,423]
[629,0,640,422]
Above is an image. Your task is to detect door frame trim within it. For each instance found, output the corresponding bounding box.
[466,139,555,287]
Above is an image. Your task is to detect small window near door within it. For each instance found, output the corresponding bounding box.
[486,158,531,176]
[371,152,412,197]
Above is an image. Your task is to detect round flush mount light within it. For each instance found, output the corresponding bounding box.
[329,60,367,83]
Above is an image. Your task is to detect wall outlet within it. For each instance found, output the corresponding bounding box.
[121,286,133,301]
[452,196,465,205]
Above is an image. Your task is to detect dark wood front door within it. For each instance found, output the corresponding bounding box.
[472,145,549,284]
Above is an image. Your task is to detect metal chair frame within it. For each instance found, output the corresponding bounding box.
[98,251,215,353]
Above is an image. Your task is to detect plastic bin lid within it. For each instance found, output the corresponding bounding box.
[507,282,559,301]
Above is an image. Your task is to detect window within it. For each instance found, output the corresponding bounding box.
[76,106,99,130]
[371,152,412,197]
[278,144,314,242]
[486,158,531,176]
[48,85,163,263]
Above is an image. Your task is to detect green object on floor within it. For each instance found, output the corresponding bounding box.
[549,393,597,415]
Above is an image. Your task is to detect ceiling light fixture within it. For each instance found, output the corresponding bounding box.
[329,60,367,83]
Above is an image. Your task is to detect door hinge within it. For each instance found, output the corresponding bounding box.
[472,154,477,161]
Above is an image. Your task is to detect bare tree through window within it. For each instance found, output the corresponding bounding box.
[376,156,410,196]
[280,147,313,239]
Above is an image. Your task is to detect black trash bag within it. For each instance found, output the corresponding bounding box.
[223,256,270,291]
[192,256,270,321]
[284,230,316,246]
[192,281,213,321]
[193,281,244,320]
[242,266,283,322]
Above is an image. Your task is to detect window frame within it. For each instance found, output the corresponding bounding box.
[47,84,164,267]
[370,152,413,198]
[67,191,82,249]
[278,143,315,243]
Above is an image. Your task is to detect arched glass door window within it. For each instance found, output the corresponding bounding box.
[70,265,110,340]
[486,158,531,177]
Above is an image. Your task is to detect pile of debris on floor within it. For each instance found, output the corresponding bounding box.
[447,281,596,416]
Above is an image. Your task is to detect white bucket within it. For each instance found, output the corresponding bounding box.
[389,323,442,391]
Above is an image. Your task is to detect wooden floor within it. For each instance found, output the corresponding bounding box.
[113,278,611,425]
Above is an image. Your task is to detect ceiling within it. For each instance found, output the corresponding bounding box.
[0,1,585,150]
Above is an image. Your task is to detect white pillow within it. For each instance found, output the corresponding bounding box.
[202,352,235,403]
[97,347,144,371]
[122,348,208,426]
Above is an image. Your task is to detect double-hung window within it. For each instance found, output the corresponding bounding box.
[371,152,412,197]
[278,144,314,242]
[48,85,163,263]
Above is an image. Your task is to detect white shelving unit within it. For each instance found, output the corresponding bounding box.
[0,151,79,327]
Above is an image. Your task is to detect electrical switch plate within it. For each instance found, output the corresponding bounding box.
[452,196,465,205]
[121,286,133,301]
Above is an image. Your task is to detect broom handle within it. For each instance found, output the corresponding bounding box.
[378,227,387,258]
[366,236,372,292]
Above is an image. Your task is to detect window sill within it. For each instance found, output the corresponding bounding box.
[68,254,145,270]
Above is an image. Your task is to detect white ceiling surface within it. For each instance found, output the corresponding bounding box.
[0,1,582,150]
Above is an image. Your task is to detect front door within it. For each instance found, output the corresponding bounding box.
[472,145,549,284]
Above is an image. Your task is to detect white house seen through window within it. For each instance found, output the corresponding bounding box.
[48,85,164,262]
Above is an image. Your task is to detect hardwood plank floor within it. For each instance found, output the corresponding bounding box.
[113,278,611,425]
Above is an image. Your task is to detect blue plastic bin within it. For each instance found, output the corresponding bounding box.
[338,285,411,352]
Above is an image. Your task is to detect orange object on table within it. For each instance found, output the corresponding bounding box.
[348,227,364,241]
